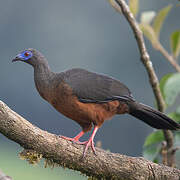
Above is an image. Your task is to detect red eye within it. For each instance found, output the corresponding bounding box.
[24,52,29,57]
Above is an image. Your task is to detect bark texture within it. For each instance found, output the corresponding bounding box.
[0,100,180,180]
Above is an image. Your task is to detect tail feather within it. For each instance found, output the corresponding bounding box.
[128,101,180,130]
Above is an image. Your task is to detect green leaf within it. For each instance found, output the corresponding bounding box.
[143,144,161,161]
[129,0,139,17]
[170,30,180,58]
[144,130,164,147]
[159,73,173,100]
[143,130,164,161]
[140,11,156,24]
[140,23,159,48]
[152,5,172,39]
[168,112,180,123]
[153,158,159,164]
[163,73,180,106]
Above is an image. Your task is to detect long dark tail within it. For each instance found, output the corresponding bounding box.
[128,101,180,130]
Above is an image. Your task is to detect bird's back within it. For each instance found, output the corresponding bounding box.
[61,68,133,103]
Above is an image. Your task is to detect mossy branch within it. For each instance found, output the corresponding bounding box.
[0,100,180,179]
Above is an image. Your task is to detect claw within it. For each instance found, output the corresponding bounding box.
[60,126,99,158]
[82,126,99,158]
[83,138,96,158]
[60,131,85,143]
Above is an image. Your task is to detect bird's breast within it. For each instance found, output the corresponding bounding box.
[49,82,128,128]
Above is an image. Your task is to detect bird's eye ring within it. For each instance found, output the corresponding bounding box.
[17,50,32,61]
[24,52,30,57]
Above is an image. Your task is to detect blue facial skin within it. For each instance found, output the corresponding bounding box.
[17,51,33,61]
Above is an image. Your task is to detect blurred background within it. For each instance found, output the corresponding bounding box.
[0,0,179,179]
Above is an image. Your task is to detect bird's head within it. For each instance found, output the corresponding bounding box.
[12,48,46,67]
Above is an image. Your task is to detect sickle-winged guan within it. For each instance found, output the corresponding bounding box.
[12,48,180,157]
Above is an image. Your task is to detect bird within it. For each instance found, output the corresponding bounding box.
[12,48,180,157]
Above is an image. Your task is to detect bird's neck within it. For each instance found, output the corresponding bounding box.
[34,63,56,101]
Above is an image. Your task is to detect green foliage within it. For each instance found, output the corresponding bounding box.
[152,5,172,39]
[144,73,180,163]
[159,73,173,104]
[170,30,180,58]
[143,131,164,161]
[163,73,180,106]
[144,72,180,163]
[168,112,180,123]
[143,144,161,162]
[140,11,156,24]
[144,72,180,162]
[107,0,180,166]
[139,5,172,50]
[143,130,164,161]
[144,130,164,147]
[129,0,139,17]
[128,1,180,165]
[139,23,158,47]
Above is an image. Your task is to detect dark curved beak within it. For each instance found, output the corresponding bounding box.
[12,56,20,62]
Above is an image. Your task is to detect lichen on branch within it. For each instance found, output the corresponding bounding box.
[0,100,180,179]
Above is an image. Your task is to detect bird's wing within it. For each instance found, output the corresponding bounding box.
[63,68,134,103]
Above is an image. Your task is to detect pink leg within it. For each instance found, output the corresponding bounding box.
[61,126,99,158]
[83,126,99,158]
[61,131,85,143]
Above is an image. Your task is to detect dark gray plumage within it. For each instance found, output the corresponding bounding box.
[64,68,133,103]
[12,48,180,157]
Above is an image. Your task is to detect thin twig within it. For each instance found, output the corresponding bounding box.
[113,0,175,167]
[114,0,166,111]
[156,42,180,72]
[161,141,168,165]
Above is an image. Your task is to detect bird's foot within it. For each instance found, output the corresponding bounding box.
[60,135,82,144]
[75,140,88,145]
[60,136,87,145]
[60,130,85,144]
[81,126,99,158]
[82,138,96,158]
[60,135,96,157]
[60,127,98,158]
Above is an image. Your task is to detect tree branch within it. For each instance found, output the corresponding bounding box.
[114,0,175,167]
[156,42,180,72]
[114,0,165,111]
[0,100,180,179]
